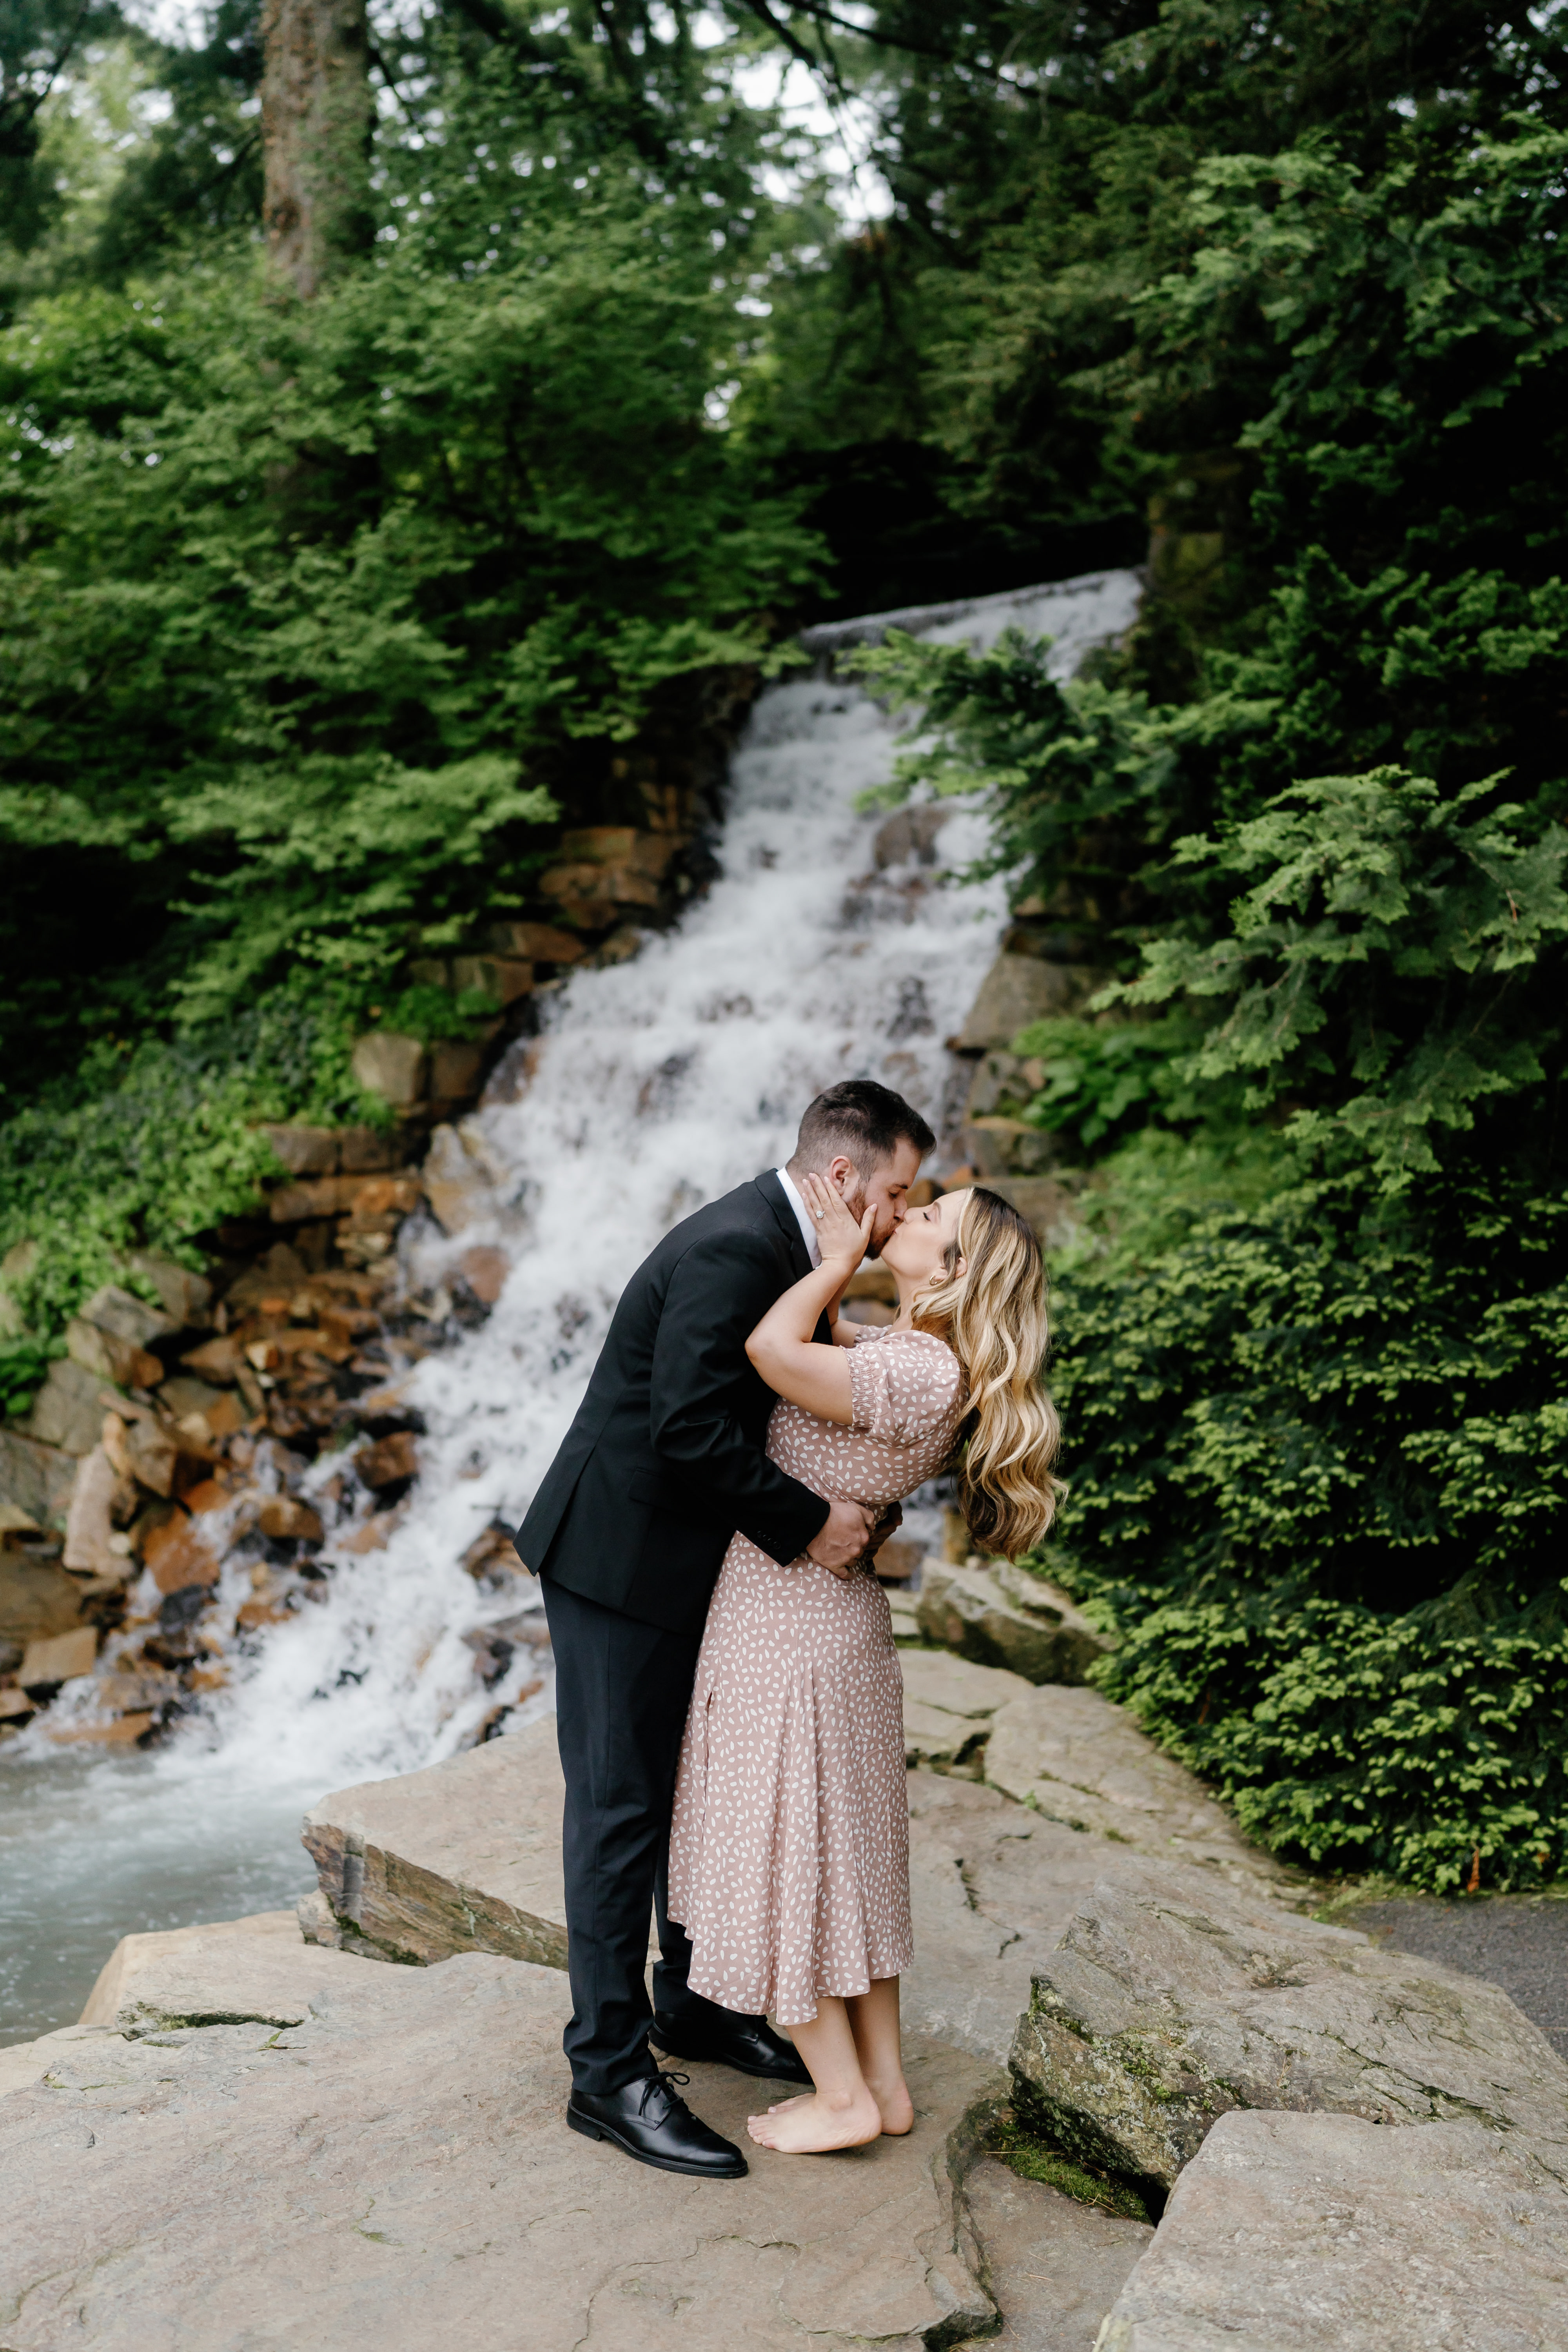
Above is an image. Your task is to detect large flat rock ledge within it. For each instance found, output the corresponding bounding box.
[301,1713,570,1965]
[1096,2109,1568,2352]
[1011,1869,1568,2199]
[0,1948,1002,2352]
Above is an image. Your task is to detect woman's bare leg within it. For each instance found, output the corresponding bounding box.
[746,1996,881,2152]
[846,1977,912,2134]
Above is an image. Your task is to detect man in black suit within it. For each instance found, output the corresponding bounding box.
[512,1079,936,2178]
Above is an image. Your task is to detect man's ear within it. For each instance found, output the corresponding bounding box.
[828,1154,858,1197]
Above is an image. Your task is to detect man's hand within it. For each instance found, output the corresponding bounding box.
[806,1496,876,1580]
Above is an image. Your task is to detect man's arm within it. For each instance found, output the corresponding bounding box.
[649,1230,860,1568]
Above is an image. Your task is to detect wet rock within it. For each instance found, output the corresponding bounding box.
[452,953,533,1006]
[487,919,587,963]
[339,1123,399,1172]
[874,805,949,868]
[952,954,1100,1053]
[20,1358,120,1455]
[65,1317,162,1391]
[179,1333,244,1384]
[985,1684,1290,1891]
[0,1549,87,1643]
[356,1429,418,1490]
[918,1561,1111,1686]
[458,1244,510,1305]
[79,1910,352,2031]
[120,1252,212,1327]
[351,1030,427,1107]
[258,1495,324,1543]
[429,1038,488,1100]
[49,1711,154,1746]
[62,1446,125,1577]
[80,1283,180,1349]
[19,1623,98,1693]
[260,1123,340,1174]
[302,1717,571,1967]
[142,1515,220,1595]
[1008,1871,1568,2199]
[1094,2111,1568,2352]
[953,2155,1151,2352]
[0,1427,77,1532]
[421,1120,506,1236]
[0,1952,996,2352]
[0,1686,35,1724]
[117,1408,179,1497]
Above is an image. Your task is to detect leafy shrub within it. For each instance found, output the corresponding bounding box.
[1049,1170,1568,1891]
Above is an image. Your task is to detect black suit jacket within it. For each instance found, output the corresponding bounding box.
[511,1171,832,1633]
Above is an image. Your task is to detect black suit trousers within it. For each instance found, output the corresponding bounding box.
[540,1573,755,2093]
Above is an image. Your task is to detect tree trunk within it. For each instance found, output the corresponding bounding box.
[260,0,370,299]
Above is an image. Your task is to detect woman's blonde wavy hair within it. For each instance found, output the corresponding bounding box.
[911,1187,1064,1560]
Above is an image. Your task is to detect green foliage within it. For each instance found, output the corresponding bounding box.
[1010,1016,1200,1154]
[1106,770,1568,1180]
[0,153,822,1094]
[0,977,383,1350]
[1046,1171,1568,1891]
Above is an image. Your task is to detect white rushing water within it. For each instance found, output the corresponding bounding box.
[0,568,1141,2041]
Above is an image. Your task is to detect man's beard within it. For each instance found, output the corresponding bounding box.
[843,1180,885,1258]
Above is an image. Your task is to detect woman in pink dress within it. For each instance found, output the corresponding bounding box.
[667,1172,1063,2155]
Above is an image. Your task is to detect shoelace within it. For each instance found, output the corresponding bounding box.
[638,2069,690,2118]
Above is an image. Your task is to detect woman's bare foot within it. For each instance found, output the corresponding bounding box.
[864,2074,913,2136]
[746,2087,882,2152]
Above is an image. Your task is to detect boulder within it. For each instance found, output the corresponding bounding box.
[1094,2111,1568,2352]
[956,2156,1151,2352]
[0,1427,78,1531]
[486,919,588,964]
[1009,1870,1568,2199]
[452,952,532,1006]
[62,1445,125,1577]
[356,1428,418,1489]
[120,1251,212,1326]
[985,1683,1291,1891]
[952,953,1100,1053]
[260,1123,340,1174]
[64,1317,162,1390]
[352,1030,427,1107]
[79,1282,179,1348]
[20,1357,119,1455]
[905,1772,1189,2068]
[421,1118,512,1235]
[902,1649,1034,1767]
[142,1513,220,1594]
[0,1951,996,2352]
[19,1623,97,1693]
[301,1717,573,1966]
[917,1560,1111,1685]
[0,1548,87,1643]
[80,1910,352,2031]
[430,1038,488,1100]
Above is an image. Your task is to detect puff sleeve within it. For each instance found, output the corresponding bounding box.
[847,1329,964,1448]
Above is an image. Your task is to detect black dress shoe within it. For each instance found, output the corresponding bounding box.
[566,2070,747,2178]
[651,2008,814,2087]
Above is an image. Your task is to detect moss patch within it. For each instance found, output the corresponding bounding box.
[988,2107,1152,2223]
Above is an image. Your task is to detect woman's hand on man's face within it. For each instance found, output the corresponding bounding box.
[802,1171,873,1271]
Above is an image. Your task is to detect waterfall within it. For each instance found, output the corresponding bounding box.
[0,567,1141,2042]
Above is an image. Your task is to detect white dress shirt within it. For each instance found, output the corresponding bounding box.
[773,1167,822,1269]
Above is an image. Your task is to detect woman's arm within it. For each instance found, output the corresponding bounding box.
[745,1173,869,1423]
